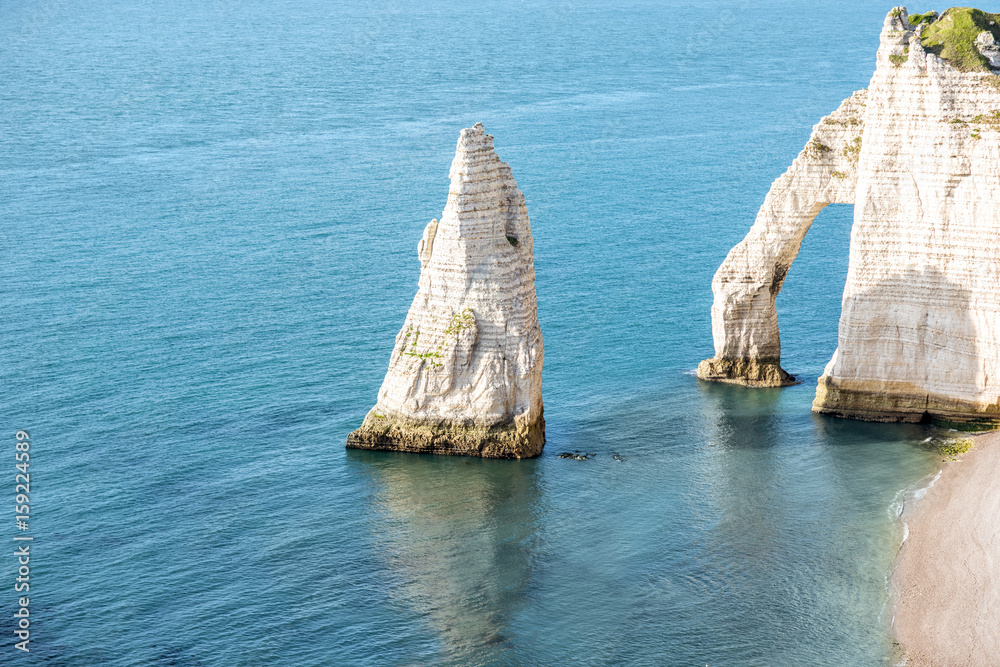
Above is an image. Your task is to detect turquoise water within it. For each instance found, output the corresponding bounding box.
[3,1,944,664]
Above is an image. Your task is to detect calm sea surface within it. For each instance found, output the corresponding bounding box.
[3,1,946,664]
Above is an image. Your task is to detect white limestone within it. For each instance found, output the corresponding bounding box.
[702,7,1000,426]
[976,31,1000,69]
[348,124,545,457]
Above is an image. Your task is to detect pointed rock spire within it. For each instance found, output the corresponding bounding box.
[347,124,545,458]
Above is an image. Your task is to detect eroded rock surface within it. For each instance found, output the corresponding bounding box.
[347,124,545,458]
[702,7,1000,427]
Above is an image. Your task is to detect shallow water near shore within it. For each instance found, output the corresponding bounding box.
[3,0,943,664]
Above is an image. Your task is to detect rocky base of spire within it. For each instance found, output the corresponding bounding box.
[347,411,545,459]
[696,357,797,387]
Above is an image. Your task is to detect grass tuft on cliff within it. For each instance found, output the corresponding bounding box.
[919,7,1000,72]
[907,11,938,26]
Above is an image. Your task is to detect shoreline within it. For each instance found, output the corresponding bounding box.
[891,431,1000,666]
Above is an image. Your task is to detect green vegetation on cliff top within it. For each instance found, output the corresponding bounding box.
[915,7,1000,71]
[907,11,938,26]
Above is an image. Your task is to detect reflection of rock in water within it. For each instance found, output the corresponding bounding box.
[350,451,543,660]
[697,380,784,449]
[697,381,786,563]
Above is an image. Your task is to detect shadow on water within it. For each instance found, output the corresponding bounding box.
[345,449,545,664]
[811,411,935,447]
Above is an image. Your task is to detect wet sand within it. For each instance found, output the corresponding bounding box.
[892,431,1000,666]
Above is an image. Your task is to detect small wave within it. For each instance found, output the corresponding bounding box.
[887,468,943,553]
[681,368,699,377]
[882,468,945,637]
[911,470,942,501]
[887,487,908,521]
[888,469,942,521]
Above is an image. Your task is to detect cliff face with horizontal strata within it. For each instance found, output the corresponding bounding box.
[701,7,1000,427]
[347,123,545,458]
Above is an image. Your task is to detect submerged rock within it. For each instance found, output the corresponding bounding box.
[557,452,594,461]
[347,124,544,458]
[700,7,1000,428]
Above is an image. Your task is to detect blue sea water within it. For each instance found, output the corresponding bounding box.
[2,0,950,664]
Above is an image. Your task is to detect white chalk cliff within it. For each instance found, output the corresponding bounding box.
[348,123,545,457]
[700,7,1000,427]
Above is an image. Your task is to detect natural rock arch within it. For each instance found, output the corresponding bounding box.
[701,7,1000,428]
[697,90,866,386]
